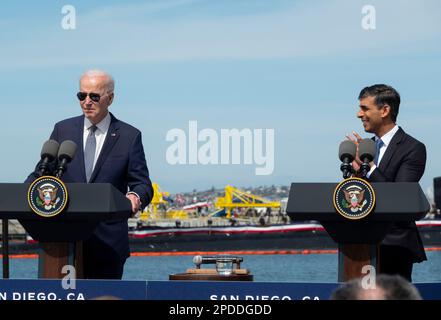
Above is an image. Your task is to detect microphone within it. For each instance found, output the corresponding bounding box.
[193,255,204,268]
[193,255,219,267]
[359,138,376,177]
[37,140,60,176]
[55,140,77,178]
[339,140,356,179]
[192,255,242,268]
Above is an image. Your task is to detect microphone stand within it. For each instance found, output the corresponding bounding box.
[340,158,354,179]
[360,158,372,178]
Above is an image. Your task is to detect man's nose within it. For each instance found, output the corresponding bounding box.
[84,96,94,106]
[357,110,363,118]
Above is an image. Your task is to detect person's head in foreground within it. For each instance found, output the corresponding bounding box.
[330,274,422,300]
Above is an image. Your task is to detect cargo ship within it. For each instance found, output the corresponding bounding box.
[3,183,441,254]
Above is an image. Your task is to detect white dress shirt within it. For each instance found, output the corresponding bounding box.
[367,124,399,177]
[83,112,111,172]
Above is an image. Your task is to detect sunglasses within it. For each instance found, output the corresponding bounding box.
[77,92,110,103]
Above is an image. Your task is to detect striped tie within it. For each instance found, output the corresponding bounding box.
[84,125,97,182]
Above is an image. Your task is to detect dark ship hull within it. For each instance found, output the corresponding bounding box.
[128,220,441,253]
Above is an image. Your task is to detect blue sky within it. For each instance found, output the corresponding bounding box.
[0,0,440,195]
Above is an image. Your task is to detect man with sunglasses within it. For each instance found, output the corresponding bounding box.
[26,70,153,279]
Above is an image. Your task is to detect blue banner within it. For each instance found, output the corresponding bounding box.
[0,279,146,300]
[147,281,337,300]
[0,279,440,300]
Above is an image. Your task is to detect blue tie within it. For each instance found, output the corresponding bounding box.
[373,138,384,166]
[84,125,97,182]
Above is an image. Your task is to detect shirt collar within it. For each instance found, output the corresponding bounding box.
[375,125,399,147]
[84,112,111,133]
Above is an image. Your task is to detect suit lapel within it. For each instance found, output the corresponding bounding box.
[89,113,120,182]
[378,127,405,172]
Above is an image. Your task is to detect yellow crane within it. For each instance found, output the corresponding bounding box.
[150,182,169,214]
[140,183,187,220]
[215,185,280,218]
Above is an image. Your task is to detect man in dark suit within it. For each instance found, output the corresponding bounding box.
[26,70,153,279]
[346,84,426,282]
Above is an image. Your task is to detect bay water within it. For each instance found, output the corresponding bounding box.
[3,251,441,283]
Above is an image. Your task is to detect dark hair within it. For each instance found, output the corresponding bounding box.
[330,274,422,300]
[358,84,400,122]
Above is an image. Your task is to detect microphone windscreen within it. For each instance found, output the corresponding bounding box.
[58,140,77,161]
[41,140,60,160]
[359,138,376,161]
[193,255,203,265]
[339,140,356,162]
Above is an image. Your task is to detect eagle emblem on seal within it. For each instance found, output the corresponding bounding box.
[36,183,61,210]
[343,185,368,213]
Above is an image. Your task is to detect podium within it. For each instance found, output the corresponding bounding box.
[0,183,131,279]
[286,182,429,281]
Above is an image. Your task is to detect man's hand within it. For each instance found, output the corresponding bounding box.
[345,131,363,172]
[126,193,141,215]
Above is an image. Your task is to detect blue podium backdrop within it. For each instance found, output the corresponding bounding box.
[1,280,441,300]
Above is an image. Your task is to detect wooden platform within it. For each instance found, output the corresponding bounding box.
[169,268,253,281]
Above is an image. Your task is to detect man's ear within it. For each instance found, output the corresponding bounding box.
[381,104,391,119]
[108,93,114,105]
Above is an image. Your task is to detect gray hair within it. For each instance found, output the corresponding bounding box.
[330,274,422,300]
[80,69,115,93]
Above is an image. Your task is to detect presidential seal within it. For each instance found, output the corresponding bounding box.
[333,177,375,220]
[27,176,68,217]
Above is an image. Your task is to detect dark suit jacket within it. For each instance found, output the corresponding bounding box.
[368,127,427,262]
[26,113,153,261]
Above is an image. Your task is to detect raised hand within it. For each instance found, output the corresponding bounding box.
[345,131,363,173]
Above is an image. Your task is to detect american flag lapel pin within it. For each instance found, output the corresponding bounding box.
[111,132,116,137]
